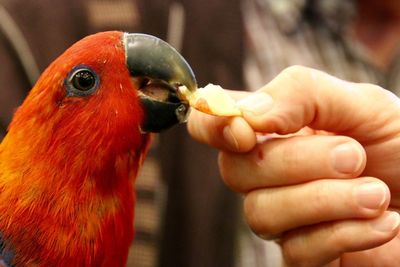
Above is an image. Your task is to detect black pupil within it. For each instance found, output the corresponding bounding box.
[72,70,95,91]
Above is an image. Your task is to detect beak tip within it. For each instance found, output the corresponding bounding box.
[123,33,197,91]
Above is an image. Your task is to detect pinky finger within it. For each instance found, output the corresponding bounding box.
[280,211,400,267]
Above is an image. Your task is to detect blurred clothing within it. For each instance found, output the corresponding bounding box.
[244,0,400,92]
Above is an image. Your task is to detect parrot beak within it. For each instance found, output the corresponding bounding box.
[123,33,197,133]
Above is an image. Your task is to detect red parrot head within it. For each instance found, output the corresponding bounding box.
[5,31,197,178]
[10,31,196,148]
[0,31,196,266]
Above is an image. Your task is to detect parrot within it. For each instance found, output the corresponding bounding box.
[0,31,197,266]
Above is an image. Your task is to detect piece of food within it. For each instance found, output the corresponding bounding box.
[179,83,242,116]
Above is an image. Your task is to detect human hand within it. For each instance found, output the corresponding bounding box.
[188,66,400,267]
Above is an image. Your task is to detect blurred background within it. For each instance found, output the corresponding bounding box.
[0,0,399,266]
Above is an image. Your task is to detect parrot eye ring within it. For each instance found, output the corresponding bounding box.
[65,65,100,97]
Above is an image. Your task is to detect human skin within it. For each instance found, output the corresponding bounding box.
[188,66,400,266]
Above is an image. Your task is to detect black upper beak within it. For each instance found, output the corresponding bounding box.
[123,33,197,132]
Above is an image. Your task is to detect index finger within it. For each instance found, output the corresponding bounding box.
[187,90,257,152]
[187,108,256,152]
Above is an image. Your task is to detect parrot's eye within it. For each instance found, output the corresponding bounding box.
[65,65,99,97]
[72,71,95,91]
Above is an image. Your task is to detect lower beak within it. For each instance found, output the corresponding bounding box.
[123,33,197,132]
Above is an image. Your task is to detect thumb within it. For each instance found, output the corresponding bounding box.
[238,66,400,140]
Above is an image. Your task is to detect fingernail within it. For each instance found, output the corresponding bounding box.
[223,126,239,151]
[331,143,363,174]
[353,182,388,210]
[370,212,400,233]
[237,92,274,116]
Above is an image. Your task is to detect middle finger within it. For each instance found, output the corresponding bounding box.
[219,135,366,192]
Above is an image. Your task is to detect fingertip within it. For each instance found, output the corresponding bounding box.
[187,109,256,152]
[218,151,241,192]
[352,178,391,216]
[226,117,257,152]
[186,109,210,142]
[331,140,367,176]
[370,211,400,235]
[281,212,400,266]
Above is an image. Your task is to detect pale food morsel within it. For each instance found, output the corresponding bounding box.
[179,83,242,116]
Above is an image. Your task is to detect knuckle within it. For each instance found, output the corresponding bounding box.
[280,65,316,90]
[358,83,385,94]
[244,192,262,232]
[218,152,243,192]
[282,65,312,78]
[281,238,297,265]
[357,83,397,104]
[281,236,311,267]
[302,181,335,219]
[244,191,275,236]
[218,153,235,188]
[369,84,385,93]
[325,223,347,253]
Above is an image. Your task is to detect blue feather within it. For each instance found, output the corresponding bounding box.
[0,234,14,267]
